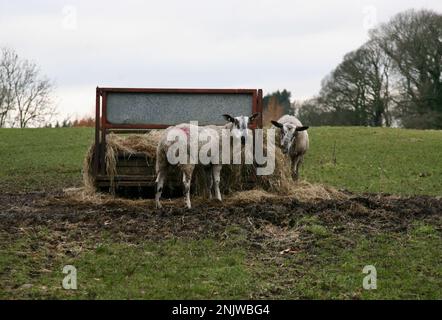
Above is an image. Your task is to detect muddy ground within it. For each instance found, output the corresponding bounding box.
[1,190,441,253]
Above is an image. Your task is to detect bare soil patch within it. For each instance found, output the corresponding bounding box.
[1,189,441,254]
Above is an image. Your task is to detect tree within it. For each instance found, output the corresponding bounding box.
[370,9,442,128]
[318,41,392,126]
[0,47,55,128]
[0,49,19,127]
[297,98,326,126]
[72,116,95,127]
[262,96,285,125]
[363,41,393,127]
[297,97,362,126]
[263,90,292,115]
[316,9,441,128]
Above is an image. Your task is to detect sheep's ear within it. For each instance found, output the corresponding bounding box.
[222,114,235,123]
[249,113,260,122]
[271,120,283,128]
[296,126,309,131]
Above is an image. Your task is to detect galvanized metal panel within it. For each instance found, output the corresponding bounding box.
[106,92,254,125]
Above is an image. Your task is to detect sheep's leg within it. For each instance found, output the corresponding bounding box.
[297,155,304,178]
[292,155,303,181]
[206,166,213,199]
[155,168,166,209]
[181,164,194,209]
[212,165,222,202]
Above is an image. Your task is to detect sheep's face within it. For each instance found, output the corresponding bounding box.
[223,113,259,145]
[271,121,309,154]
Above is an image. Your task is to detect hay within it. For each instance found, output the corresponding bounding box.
[63,187,148,207]
[104,133,159,190]
[82,130,347,200]
[82,143,96,194]
[82,131,160,193]
[226,189,280,204]
[225,181,347,204]
[286,181,348,201]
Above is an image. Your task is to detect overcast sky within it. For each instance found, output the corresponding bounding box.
[1,0,441,121]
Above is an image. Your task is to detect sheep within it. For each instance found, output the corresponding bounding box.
[271,115,309,181]
[155,113,259,209]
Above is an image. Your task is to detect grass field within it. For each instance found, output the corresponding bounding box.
[1,127,441,195]
[307,127,442,195]
[0,127,441,299]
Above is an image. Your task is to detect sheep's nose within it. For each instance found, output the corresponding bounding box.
[241,136,246,145]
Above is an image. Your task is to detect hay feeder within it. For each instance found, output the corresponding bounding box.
[88,87,263,197]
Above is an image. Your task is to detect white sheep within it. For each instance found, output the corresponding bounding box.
[271,115,309,181]
[155,113,259,209]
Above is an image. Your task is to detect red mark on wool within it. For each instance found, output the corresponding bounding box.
[179,127,190,137]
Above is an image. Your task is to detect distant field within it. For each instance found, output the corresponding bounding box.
[0,127,441,195]
[0,127,441,299]
[0,128,93,193]
[305,127,442,196]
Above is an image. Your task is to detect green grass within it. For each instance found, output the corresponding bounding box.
[1,126,441,194]
[1,222,440,299]
[0,236,253,299]
[303,127,442,195]
[281,222,442,299]
[0,128,93,192]
[1,126,441,299]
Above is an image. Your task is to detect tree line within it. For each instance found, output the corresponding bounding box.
[3,8,441,129]
[43,116,95,128]
[298,9,442,129]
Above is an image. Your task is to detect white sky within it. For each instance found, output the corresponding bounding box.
[1,0,441,121]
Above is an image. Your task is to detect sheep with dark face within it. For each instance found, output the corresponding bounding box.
[271,115,309,181]
[155,113,259,209]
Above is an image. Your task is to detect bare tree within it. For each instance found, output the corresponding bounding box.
[371,9,442,128]
[0,48,19,127]
[362,40,393,127]
[0,47,55,128]
[318,41,392,127]
[13,60,55,128]
[314,9,441,128]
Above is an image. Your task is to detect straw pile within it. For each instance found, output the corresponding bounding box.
[83,131,161,193]
[82,130,344,200]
